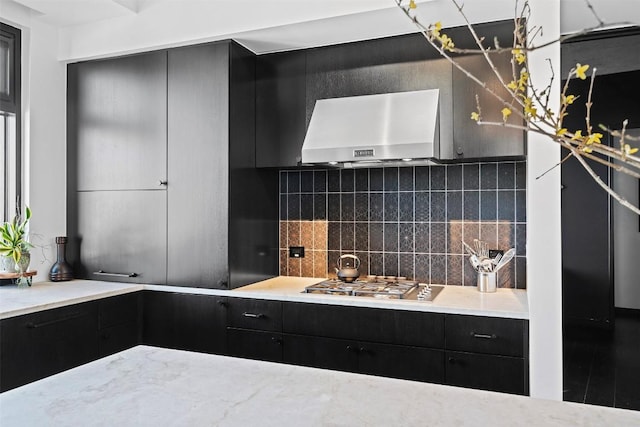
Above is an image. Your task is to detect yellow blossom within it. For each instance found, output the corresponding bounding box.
[624,144,639,155]
[470,111,480,121]
[439,34,455,51]
[517,70,529,91]
[563,94,576,105]
[571,130,583,141]
[582,146,593,153]
[432,21,442,36]
[409,0,417,9]
[556,128,567,136]
[512,48,526,65]
[501,107,512,121]
[507,81,518,91]
[575,63,590,80]
[587,132,603,145]
[524,97,537,117]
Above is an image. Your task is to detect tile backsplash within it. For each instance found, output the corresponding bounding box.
[280,162,527,288]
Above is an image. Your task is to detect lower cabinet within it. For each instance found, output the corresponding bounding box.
[98,293,142,357]
[0,302,99,392]
[445,351,525,395]
[227,328,283,363]
[142,291,227,354]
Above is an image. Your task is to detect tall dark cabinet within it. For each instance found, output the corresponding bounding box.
[68,41,279,288]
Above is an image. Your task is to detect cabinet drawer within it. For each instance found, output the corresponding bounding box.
[446,351,526,395]
[358,342,444,384]
[227,298,282,332]
[283,334,357,373]
[227,328,283,362]
[445,315,525,357]
[283,302,358,339]
[99,322,138,357]
[99,292,140,329]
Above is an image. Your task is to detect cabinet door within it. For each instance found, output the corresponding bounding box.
[227,328,283,363]
[68,51,167,191]
[445,315,525,357]
[76,190,167,284]
[167,43,229,288]
[0,303,99,392]
[227,298,282,332]
[142,291,227,355]
[451,53,525,160]
[283,334,358,373]
[358,342,445,384]
[256,50,307,168]
[98,293,141,357]
[446,351,526,395]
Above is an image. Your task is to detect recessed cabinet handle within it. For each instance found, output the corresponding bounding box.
[346,345,358,352]
[217,300,228,308]
[159,180,168,186]
[26,312,86,329]
[242,312,264,319]
[271,336,282,345]
[470,332,497,339]
[94,270,138,278]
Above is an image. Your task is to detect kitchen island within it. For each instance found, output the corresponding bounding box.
[0,345,638,426]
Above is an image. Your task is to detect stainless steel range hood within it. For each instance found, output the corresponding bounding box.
[301,89,440,167]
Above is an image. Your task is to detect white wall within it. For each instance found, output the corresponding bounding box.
[2,1,66,281]
[527,0,563,400]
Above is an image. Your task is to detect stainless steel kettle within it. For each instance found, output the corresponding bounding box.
[335,254,360,283]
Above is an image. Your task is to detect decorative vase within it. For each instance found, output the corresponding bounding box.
[16,251,31,274]
[49,236,73,281]
[1,256,16,273]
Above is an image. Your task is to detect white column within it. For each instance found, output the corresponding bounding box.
[527,0,563,400]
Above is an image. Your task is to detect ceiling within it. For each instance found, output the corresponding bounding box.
[4,0,640,56]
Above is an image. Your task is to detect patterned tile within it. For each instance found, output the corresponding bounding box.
[280,195,287,220]
[498,222,515,250]
[399,253,414,279]
[449,221,463,255]
[384,252,399,277]
[314,194,327,220]
[384,223,399,252]
[384,192,399,222]
[463,164,479,190]
[464,191,480,221]
[313,250,328,278]
[431,254,447,284]
[341,169,355,192]
[301,252,314,277]
[515,224,526,256]
[327,251,340,277]
[415,254,430,282]
[328,222,340,251]
[399,167,414,191]
[463,222,480,246]
[369,168,384,191]
[515,256,527,289]
[355,223,369,252]
[369,222,384,252]
[369,193,384,222]
[327,194,340,221]
[431,222,447,254]
[300,194,314,220]
[280,249,288,276]
[314,170,327,192]
[399,223,414,253]
[384,168,399,191]
[497,190,515,222]
[288,171,300,193]
[341,222,355,251]
[430,192,446,222]
[480,163,497,190]
[280,171,288,194]
[399,192,414,222]
[288,221,301,246]
[328,169,340,192]
[480,190,497,221]
[300,170,314,193]
[516,190,527,222]
[356,251,369,277]
[415,222,430,253]
[415,192,430,222]
[279,221,288,249]
[479,222,498,249]
[515,161,526,190]
[497,257,515,288]
[287,194,300,220]
[341,193,354,221]
[314,221,328,251]
[463,256,477,287]
[355,193,369,221]
[415,166,430,191]
[447,255,463,286]
[447,191,463,221]
[288,256,301,277]
[369,252,384,275]
[431,166,446,190]
[498,163,515,189]
[301,221,314,248]
[447,165,463,191]
[355,169,369,192]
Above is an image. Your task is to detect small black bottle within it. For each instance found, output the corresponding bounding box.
[49,236,73,281]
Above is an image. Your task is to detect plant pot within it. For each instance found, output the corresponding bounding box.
[16,252,31,274]
[1,256,16,273]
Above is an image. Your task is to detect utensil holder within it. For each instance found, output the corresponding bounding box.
[477,271,497,293]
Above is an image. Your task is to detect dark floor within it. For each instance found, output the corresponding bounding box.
[563,310,640,411]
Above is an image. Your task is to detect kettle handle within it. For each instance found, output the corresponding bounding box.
[337,254,360,269]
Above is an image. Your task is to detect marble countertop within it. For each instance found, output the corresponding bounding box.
[0,276,528,320]
[0,345,637,427]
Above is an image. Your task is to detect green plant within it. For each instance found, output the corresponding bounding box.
[0,206,33,264]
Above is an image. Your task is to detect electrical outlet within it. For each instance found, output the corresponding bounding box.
[488,249,504,258]
[289,246,305,258]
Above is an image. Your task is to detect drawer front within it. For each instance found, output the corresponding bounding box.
[357,308,444,348]
[227,328,283,362]
[227,298,282,332]
[99,292,140,329]
[283,302,359,340]
[445,315,525,357]
[283,334,358,373]
[358,342,445,384]
[99,322,139,357]
[446,351,526,395]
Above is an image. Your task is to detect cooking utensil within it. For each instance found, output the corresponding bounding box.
[335,254,361,283]
[494,248,516,272]
[462,240,477,256]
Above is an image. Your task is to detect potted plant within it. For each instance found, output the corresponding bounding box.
[0,206,33,276]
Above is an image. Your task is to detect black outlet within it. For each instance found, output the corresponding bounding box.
[289,246,305,258]
[489,249,504,258]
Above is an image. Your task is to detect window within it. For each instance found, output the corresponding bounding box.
[0,22,21,222]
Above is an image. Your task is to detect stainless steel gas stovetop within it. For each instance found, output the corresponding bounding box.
[303,277,443,302]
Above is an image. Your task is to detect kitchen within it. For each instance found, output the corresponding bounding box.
[1,0,639,424]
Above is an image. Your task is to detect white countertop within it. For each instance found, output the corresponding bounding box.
[0,345,637,427]
[0,276,528,319]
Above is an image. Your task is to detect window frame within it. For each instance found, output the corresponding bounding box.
[0,22,21,222]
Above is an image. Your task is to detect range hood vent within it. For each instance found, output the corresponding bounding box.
[301,89,440,167]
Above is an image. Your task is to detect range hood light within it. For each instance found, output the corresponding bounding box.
[328,161,338,165]
[402,158,413,162]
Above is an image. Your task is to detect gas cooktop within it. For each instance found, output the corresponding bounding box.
[303,277,443,302]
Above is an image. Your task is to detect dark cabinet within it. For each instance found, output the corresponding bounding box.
[68,41,279,288]
[227,328,283,363]
[98,292,141,357]
[444,314,528,395]
[142,291,227,354]
[75,190,167,283]
[451,53,525,160]
[67,51,167,192]
[357,342,444,384]
[283,334,357,373]
[226,297,283,361]
[446,351,525,395]
[0,302,99,392]
[256,50,307,168]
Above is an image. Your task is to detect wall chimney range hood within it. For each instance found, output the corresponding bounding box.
[301,89,440,167]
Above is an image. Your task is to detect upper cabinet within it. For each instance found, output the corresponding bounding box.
[67,52,167,191]
[255,21,525,168]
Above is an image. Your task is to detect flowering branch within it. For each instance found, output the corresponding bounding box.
[396,0,640,215]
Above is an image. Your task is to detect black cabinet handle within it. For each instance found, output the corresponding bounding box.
[448,357,455,364]
[346,345,358,353]
[159,180,168,186]
[94,270,138,278]
[271,336,282,345]
[359,347,372,355]
[26,312,86,329]
[470,332,497,339]
[217,300,228,308]
[242,312,265,319]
